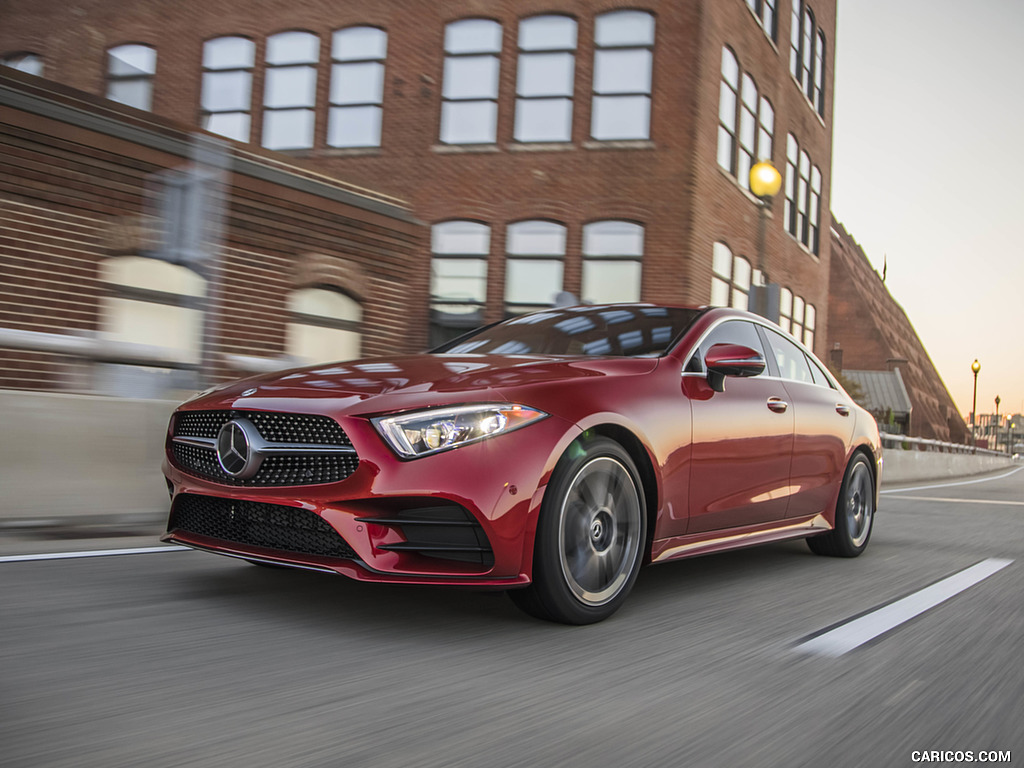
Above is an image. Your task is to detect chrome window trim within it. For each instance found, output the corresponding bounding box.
[678,313,839,392]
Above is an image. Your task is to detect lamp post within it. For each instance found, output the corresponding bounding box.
[994,395,1001,451]
[970,359,980,447]
[749,160,782,318]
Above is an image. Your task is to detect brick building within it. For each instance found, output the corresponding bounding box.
[0,68,421,395]
[2,0,836,354]
[827,216,967,443]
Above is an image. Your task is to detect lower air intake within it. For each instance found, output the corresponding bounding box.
[169,494,356,560]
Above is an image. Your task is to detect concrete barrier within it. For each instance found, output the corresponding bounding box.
[0,390,176,523]
[881,449,1015,485]
[0,390,1016,525]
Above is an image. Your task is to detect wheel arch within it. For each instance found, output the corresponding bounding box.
[579,423,660,561]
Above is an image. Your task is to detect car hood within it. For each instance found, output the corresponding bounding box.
[182,354,659,416]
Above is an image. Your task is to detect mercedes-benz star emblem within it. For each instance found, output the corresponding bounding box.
[216,419,258,478]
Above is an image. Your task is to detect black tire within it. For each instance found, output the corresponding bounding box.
[509,437,647,624]
[807,453,875,557]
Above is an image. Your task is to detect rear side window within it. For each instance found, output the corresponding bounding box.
[763,328,812,383]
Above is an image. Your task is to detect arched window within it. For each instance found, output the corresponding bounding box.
[263,31,319,150]
[329,26,387,148]
[200,36,255,142]
[505,220,565,315]
[286,288,362,363]
[591,10,655,140]
[710,242,752,310]
[582,221,644,303]
[430,221,490,346]
[790,3,826,117]
[514,15,577,143]
[99,256,204,359]
[784,133,821,253]
[718,47,774,186]
[1,52,43,76]
[441,19,502,144]
[107,44,157,111]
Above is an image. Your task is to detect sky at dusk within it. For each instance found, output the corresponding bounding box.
[830,0,1024,421]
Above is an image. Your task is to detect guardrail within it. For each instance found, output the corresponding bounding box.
[880,433,1008,457]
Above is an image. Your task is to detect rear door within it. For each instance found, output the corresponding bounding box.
[759,327,855,519]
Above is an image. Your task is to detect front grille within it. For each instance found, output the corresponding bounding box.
[170,410,358,487]
[169,494,357,560]
[175,410,352,445]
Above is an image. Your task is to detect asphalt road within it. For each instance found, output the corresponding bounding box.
[2,470,1022,768]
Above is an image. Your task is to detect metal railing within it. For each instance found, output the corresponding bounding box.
[880,433,1007,457]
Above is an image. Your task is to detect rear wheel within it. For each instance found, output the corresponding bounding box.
[807,453,875,557]
[509,437,646,624]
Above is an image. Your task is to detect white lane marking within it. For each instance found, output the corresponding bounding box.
[883,495,1024,506]
[795,558,1013,657]
[881,466,1024,494]
[0,545,189,563]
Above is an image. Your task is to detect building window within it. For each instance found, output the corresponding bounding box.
[514,15,577,143]
[286,288,362,364]
[813,29,826,115]
[717,48,739,173]
[440,19,502,145]
[582,221,643,303]
[745,0,776,40]
[106,44,157,111]
[329,26,387,148]
[790,3,826,116]
[718,48,774,188]
[262,31,319,150]
[591,10,655,141]
[200,36,255,143]
[779,288,816,349]
[430,221,490,346]
[99,256,204,360]
[2,52,43,76]
[784,134,821,253]
[505,220,565,315]
[710,242,751,310]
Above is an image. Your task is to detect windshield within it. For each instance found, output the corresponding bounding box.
[432,305,704,357]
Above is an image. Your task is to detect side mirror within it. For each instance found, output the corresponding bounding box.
[704,343,766,392]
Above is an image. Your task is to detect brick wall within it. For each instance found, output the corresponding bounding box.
[0,68,423,392]
[1,0,837,355]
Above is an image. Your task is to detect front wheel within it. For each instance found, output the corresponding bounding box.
[807,453,875,557]
[509,437,647,624]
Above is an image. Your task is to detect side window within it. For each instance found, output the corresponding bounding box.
[764,329,812,383]
[686,320,766,374]
[806,353,834,388]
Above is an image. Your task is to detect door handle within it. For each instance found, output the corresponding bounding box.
[836,404,851,417]
[767,397,789,413]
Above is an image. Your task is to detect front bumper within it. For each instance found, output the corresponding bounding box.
[162,408,578,585]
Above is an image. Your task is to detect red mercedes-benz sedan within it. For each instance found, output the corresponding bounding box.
[162,304,881,624]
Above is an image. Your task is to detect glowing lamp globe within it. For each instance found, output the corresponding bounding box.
[750,161,782,199]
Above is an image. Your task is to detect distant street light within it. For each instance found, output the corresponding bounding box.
[749,160,782,318]
[994,395,1001,451]
[970,359,981,447]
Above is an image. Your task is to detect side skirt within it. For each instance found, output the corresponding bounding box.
[650,513,832,564]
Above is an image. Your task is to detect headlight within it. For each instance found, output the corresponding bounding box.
[373,403,548,458]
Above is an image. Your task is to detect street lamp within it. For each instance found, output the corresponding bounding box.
[994,395,1001,451]
[749,160,782,318]
[970,359,981,446]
